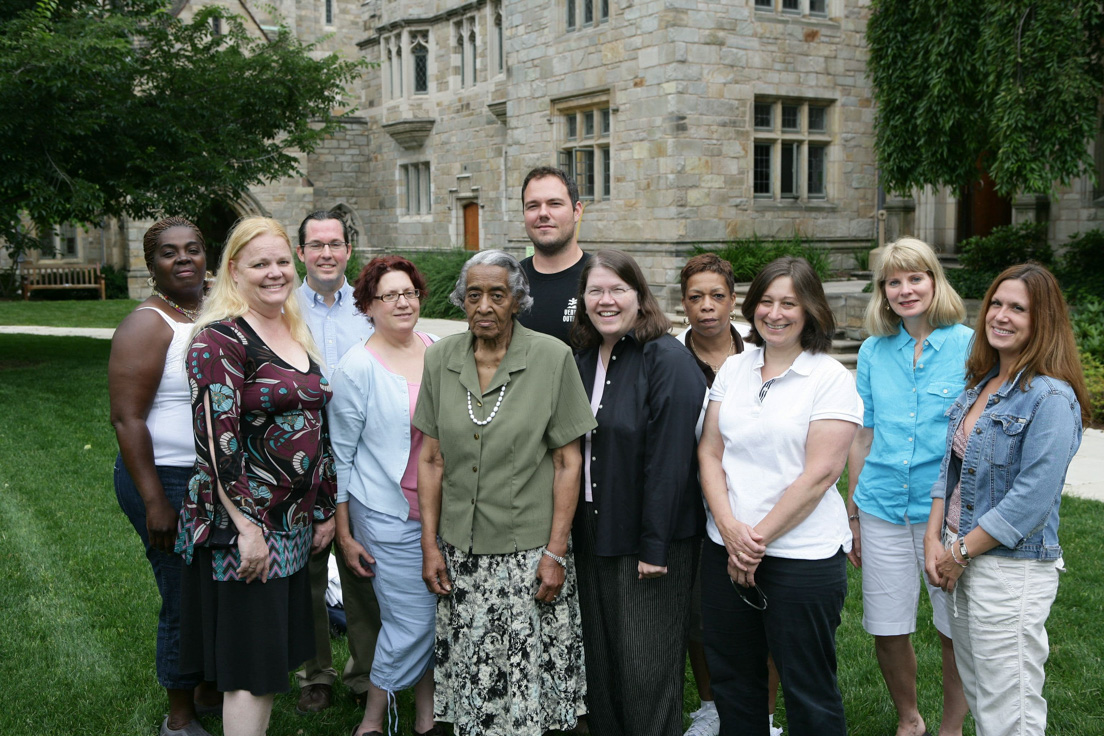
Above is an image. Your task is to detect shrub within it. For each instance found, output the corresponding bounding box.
[397,250,474,320]
[1071,296,1104,363]
[693,234,832,283]
[1080,351,1104,426]
[945,222,1052,299]
[1057,229,1104,303]
[100,264,130,299]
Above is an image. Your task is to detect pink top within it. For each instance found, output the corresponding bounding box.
[366,332,433,522]
[945,420,968,533]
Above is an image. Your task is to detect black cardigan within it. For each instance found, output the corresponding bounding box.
[574,331,706,566]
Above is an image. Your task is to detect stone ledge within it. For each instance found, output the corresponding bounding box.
[381,118,436,150]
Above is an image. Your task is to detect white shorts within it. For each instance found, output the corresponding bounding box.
[858,508,951,638]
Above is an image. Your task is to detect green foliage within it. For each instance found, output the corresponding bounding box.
[0,1,366,258]
[1056,230,1104,302]
[868,0,1104,197]
[1080,351,1104,424]
[852,247,871,272]
[1071,297,1104,362]
[99,263,129,299]
[397,250,475,320]
[958,222,1053,271]
[945,222,1052,299]
[692,234,832,283]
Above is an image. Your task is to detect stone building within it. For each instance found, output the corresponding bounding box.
[357,0,880,306]
[10,1,1104,304]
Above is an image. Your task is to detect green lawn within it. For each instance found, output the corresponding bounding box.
[0,299,138,328]
[2,333,1102,735]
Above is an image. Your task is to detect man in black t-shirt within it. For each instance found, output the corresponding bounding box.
[518,166,591,344]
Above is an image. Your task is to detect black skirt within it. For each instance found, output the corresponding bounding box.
[179,547,314,695]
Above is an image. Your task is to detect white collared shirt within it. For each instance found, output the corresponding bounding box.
[297,280,374,375]
[707,346,862,559]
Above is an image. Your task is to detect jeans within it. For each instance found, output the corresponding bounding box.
[700,540,847,736]
[114,456,201,690]
[948,553,1060,736]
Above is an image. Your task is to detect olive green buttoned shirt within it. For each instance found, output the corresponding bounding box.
[413,321,597,554]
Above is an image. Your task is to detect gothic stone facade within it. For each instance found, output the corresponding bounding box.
[356,0,879,307]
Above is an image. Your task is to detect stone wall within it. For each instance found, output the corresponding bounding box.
[355,0,879,308]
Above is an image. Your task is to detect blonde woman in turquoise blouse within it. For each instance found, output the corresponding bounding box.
[845,238,972,736]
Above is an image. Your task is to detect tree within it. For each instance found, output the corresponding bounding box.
[867,0,1104,197]
[0,0,364,257]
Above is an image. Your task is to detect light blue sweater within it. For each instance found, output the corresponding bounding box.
[326,332,438,519]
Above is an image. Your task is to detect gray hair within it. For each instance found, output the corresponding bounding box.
[449,249,534,312]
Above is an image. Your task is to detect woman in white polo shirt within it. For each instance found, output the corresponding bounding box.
[698,257,861,735]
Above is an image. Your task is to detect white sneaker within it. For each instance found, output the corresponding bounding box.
[685,702,721,736]
[769,714,783,736]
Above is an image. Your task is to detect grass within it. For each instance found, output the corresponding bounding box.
[0,298,138,328]
[2,331,1103,735]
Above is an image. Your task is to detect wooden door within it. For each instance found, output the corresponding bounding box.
[956,165,1011,245]
[463,202,480,251]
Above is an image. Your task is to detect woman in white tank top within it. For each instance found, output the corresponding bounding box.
[109,217,219,736]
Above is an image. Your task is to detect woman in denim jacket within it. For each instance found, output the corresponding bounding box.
[923,263,1090,736]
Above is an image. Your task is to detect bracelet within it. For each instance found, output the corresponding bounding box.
[959,538,971,562]
[949,544,968,568]
[542,548,567,569]
[848,513,860,522]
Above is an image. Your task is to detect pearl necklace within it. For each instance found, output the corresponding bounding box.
[153,289,201,321]
[467,384,507,426]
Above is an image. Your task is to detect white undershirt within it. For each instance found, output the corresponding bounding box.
[583,353,608,503]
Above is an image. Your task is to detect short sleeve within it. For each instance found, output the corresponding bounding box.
[412,341,442,439]
[856,339,875,427]
[810,359,863,425]
[709,355,734,404]
[545,346,598,449]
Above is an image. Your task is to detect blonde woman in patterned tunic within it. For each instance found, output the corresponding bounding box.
[413,250,597,736]
[176,217,337,736]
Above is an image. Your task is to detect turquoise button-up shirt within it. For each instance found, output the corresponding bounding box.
[298,280,374,376]
[853,323,974,524]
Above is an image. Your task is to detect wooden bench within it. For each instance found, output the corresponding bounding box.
[21,264,106,300]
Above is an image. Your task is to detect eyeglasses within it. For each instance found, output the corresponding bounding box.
[730,579,768,611]
[374,289,421,303]
[584,286,634,300]
[302,241,349,253]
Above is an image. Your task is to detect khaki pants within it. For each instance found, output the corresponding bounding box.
[295,545,381,693]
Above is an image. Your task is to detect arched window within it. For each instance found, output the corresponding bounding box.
[412,35,428,94]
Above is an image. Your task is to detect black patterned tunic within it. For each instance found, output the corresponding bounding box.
[176,318,336,580]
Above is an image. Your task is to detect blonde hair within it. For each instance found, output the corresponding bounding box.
[192,217,320,364]
[864,237,967,337]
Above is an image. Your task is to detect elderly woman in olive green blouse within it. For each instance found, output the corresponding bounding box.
[413,249,597,736]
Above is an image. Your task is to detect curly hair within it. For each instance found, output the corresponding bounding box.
[352,255,429,323]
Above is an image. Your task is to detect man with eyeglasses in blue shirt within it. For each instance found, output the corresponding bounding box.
[294,209,379,715]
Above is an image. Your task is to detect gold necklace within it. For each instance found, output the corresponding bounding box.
[694,331,736,372]
[153,289,201,321]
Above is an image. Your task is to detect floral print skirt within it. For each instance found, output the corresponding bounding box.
[434,542,586,736]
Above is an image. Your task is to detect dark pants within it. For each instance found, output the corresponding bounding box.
[574,503,696,736]
[700,540,847,736]
[114,457,202,691]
